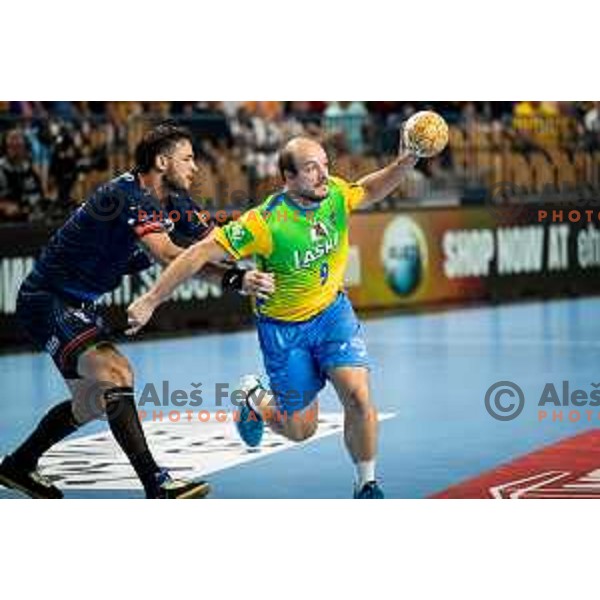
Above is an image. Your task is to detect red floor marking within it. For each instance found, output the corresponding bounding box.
[431,430,600,499]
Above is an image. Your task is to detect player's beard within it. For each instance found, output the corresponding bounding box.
[296,182,329,204]
[163,170,190,194]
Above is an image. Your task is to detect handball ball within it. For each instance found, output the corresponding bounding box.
[403,111,449,158]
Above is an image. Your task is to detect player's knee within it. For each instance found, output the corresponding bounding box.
[111,356,133,387]
[303,416,319,439]
[282,410,318,442]
[78,345,133,387]
[343,386,374,420]
[284,425,316,443]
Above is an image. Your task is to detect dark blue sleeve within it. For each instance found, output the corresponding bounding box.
[127,247,153,273]
[172,196,215,241]
[130,192,172,239]
[85,176,171,240]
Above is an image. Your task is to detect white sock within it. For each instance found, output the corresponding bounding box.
[356,460,376,488]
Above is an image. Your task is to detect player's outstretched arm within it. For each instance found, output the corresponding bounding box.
[126,231,227,334]
[140,230,274,299]
[357,149,418,207]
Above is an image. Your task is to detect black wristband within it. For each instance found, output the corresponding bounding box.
[221,267,247,293]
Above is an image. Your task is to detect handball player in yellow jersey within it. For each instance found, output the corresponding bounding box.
[127,135,418,498]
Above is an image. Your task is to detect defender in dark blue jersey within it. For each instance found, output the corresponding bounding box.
[0,124,274,499]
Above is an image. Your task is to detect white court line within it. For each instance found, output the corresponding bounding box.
[560,483,600,490]
[490,471,600,499]
[23,412,396,491]
[489,472,571,499]
[517,492,600,499]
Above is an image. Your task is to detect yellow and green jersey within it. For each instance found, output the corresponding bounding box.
[214,176,365,322]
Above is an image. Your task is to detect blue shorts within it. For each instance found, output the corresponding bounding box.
[16,274,111,380]
[256,293,370,414]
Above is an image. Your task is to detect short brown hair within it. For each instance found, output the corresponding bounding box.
[134,122,193,173]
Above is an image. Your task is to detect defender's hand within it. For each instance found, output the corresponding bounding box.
[126,294,159,335]
[241,270,275,301]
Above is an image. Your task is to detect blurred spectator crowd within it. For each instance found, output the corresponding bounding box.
[1,101,600,225]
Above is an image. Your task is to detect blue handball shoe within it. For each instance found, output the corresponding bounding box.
[235,375,265,448]
[354,481,385,499]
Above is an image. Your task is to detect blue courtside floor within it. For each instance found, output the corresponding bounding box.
[1,297,599,499]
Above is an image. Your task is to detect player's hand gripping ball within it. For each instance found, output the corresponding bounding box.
[403,111,449,158]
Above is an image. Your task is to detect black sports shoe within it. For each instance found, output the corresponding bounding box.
[0,456,63,499]
[148,469,212,499]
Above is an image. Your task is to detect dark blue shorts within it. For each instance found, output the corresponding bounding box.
[16,275,111,380]
[256,293,370,414]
